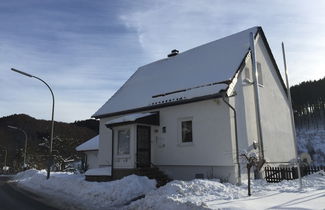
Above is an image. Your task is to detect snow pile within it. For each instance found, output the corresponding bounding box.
[127,171,325,210]
[127,179,245,210]
[13,169,156,210]
[296,128,325,165]
[12,169,325,209]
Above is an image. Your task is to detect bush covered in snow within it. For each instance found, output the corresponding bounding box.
[297,128,325,165]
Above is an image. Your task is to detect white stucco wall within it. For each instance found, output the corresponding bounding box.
[85,151,99,169]
[97,99,235,169]
[231,35,296,165]
[232,55,259,156]
[97,117,113,167]
[254,35,296,163]
[151,99,235,166]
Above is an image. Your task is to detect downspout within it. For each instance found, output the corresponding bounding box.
[250,32,265,164]
[108,127,114,179]
[221,91,241,185]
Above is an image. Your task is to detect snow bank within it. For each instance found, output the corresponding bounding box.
[127,171,325,210]
[13,169,156,210]
[297,128,325,165]
[12,169,325,209]
[127,179,245,210]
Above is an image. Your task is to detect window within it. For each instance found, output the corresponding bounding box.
[117,129,130,155]
[244,67,251,81]
[257,62,263,85]
[181,120,193,143]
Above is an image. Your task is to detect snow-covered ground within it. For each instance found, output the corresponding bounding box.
[12,169,325,210]
[297,128,325,165]
[12,169,156,210]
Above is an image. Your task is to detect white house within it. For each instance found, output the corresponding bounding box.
[91,26,296,184]
[76,135,99,170]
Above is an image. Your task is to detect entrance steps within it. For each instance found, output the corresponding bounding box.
[132,167,172,187]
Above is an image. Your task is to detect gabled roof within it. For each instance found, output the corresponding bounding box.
[76,135,99,151]
[93,26,261,118]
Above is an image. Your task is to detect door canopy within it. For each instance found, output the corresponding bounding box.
[105,112,159,128]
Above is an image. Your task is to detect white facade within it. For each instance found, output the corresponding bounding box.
[93,27,296,183]
[85,151,99,169]
[76,135,100,170]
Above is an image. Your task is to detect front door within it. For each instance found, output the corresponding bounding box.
[136,125,151,168]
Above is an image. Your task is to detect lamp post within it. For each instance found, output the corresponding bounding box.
[0,147,8,172]
[4,149,7,168]
[8,125,28,169]
[11,68,55,179]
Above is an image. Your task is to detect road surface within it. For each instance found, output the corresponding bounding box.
[0,176,59,210]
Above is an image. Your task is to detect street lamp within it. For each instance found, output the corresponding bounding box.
[11,68,55,179]
[8,125,28,169]
[0,147,8,173]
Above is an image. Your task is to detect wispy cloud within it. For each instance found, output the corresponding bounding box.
[1,0,324,122]
[0,0,144,122]
[120,0,325,84]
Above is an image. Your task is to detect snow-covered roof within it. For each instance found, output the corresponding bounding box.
[76,135,99,151]
[93,26,260,118]
[85,166,111,176]
[106,112,155,126]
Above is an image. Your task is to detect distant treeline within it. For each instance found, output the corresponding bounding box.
[0,114,99,172]
[291,77,325,129]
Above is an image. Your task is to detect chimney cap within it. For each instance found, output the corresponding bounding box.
[168,49,179,57]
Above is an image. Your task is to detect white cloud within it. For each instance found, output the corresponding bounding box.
[120,0,325,85]
[2,0,325,122]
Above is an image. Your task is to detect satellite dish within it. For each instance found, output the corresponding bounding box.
[300,153,312,165]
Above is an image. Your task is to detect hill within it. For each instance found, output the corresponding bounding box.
[0,114,98,172]
[291,76,325,165]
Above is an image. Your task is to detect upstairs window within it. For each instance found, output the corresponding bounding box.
[243,67,252,83]
[257,62,263,86]
[117,129,130,155]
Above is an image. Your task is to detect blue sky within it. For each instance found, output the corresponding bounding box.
[0,0,324,122]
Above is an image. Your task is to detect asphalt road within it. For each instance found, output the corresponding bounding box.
[0,176,59,210]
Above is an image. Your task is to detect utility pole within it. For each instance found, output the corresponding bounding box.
[281,42,302,189]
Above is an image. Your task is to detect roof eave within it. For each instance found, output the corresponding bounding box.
[92,92,223,119]
[76,149,98,152]
[257,28,288,95]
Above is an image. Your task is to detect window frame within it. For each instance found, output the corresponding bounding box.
[257,62,264,86]
[178,117,194,146]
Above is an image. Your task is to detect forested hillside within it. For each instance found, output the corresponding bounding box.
[0,114,98,172]
[291,77,325,165]
[291,77,325,129]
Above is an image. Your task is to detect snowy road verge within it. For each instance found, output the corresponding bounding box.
[12,169,156,210]
[127,171,325,210]
[12,169,325,210]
